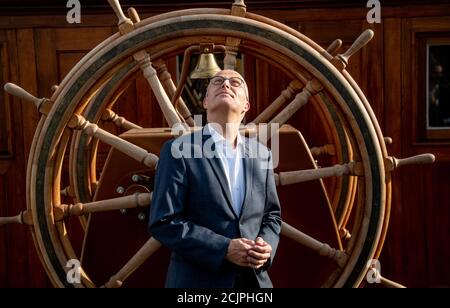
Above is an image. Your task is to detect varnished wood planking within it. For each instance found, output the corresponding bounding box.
[135,74,154,127]
[55,27,115,83]
[0,28,40,288]
[0,31,12,287]
[0,34,13,159]
[4,94,29,288]
[55,27,115,51]
[0,175,7,287]
[402,165,429,287]
[294,19,364,45]
[1,2,450,29]
[426,162,450,287]
[382,17,404,285]
[16,29,40,164]
[35,29,58,99]
[400,20,450,290]
[361,22,384,130]
[243,53,257,121]
[255,58,271,120]
[57,52,86,81]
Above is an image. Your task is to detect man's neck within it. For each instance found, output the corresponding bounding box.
[207,116,241,148]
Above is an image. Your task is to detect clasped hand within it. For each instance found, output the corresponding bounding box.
[226,237,272,269]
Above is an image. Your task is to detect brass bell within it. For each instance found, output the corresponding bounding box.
[190,53,222,79]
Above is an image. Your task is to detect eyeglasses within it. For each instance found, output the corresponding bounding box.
[210,76,245,88]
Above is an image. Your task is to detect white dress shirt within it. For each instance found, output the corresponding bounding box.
[207,124,246,216]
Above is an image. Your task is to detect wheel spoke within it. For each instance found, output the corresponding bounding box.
[54,193,152,218]
[251,38,342,125]
[339,228,352,240]
[223,1,247,69]
[4,83,52,115]
[102,237,162,288]
[127,7,140,23]
[331,29,374,71]
[251,80,302,125]
[365,262,406,288]
[108,0,183,128]
[274,161,363,186]
[254,78,324,146]
[108,0,133,34]
[269,78,323,127]
[68,114,158,168]
[281,222,348,268]
[154,60,195,126]
[323,39,343,57]
[379,276,406,288]
[384,137,393,145]
[310,144,336,156]
[60,185,75,198]
[101,109,142,130]
[134,51,183,128]
[0,210,33,226]
[384,154,435,172]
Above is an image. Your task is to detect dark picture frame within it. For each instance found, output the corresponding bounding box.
[419,37,450,139]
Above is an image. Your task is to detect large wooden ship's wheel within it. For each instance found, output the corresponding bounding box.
[1,0,435,288]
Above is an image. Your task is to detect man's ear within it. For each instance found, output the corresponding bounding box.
[243,100,250,113]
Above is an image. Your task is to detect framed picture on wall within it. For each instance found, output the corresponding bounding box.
[422,39,450,139]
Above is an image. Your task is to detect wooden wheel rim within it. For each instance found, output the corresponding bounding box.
[29,14,385,287]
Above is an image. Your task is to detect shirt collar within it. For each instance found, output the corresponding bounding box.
[206,123,243,148]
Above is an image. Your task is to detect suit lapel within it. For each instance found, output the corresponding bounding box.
[240,138,253,219]
[202,127,236,218]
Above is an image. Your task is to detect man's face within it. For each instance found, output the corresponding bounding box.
[203,70,250,117]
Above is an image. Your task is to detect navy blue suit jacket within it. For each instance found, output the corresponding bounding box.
[148,127,281,288]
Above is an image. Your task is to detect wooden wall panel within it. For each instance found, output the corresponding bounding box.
[402,166,429,287]
[35,29,58,100]
[0,30,13,161]
[0,174,6,286]
[57,52,85,81]
[16,27,51,287]
[398,16,450,287]
[361,22,384,130]
[380,17,404,285]
[0,43,12,158]
[0,28,27,288]
[16,29,39,164]
[427,162,450,287]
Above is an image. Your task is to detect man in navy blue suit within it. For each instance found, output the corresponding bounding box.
[149,69,281,288]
